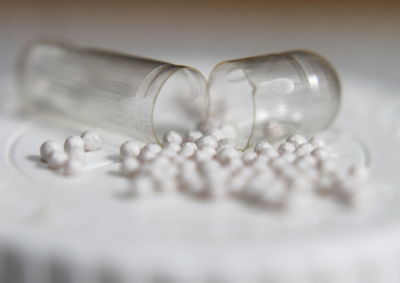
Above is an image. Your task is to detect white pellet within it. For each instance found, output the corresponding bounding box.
[217,138,235,150]
[207,128,226,142]
[64,136,85,154]
[254,141,272,154]
[120,158,140,176]
[241,151,257,164]
[40,140,62,163]
[287,134,307,146]
[258,148,279,159]
[81,130,102,152]
[278,142,296,154]
[164,142,181,152]
[295,142,314,156]
[120,141,141,159]
[163,131,183,144]
[216,148,240,164]
[185,131,203,142]
[179,142,197,158]
[47,150,68,170]
[67,148,86,164]
[63,159,84,176]
[196,135,218,149]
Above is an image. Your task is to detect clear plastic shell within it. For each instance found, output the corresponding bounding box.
[207,51,341,149]
[17,41,208,144]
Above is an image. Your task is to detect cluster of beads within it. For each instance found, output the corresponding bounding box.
[40,130,102,175]
[117,127,370,208]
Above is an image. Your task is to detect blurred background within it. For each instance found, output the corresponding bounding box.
[1,0,399,79]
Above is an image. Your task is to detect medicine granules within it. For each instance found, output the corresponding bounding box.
[117,126,371,209]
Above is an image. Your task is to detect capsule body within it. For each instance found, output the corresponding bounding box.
[18,41,208,143]
[208,51,341,149]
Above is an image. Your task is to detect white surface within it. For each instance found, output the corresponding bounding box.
[0,72,399,282]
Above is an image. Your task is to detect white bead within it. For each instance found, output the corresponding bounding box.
[241,152,257,164]
[138,149,158,162]
[143,143,162,154]
[216,148,240,164]
[194,150,214,162]
[185,131,203,142]
[309,136,326,148]
[120,158,140,176]
[151,156,170,169]
[311,148,329,161]
[295,142,314,156]
[254,141,272,154]
[63,159,84,176]
[64,136,85,154]
[47,151,68,170]
[217,138,235,150]
[348,165,369,181]
[277,142,296,154]
[81,130,102,152]
[163,131,183,144]
[40,140,62,162]
[165,142,181,152]
[258,148,279,159]
[280,152,297,163]
[287,134,307,146]
[269,157,289,173]
[160,147,177,159]
[207,128,226,141]
[196,135,217,149]
[120,141,141,159]
[201,146,217,157]
[179,142,197,158]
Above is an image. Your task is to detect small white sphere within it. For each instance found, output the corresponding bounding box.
[120,141,141,159]
[185,131,203,142]
[67,148,86,164]
[242,151,257,164]
[309,136,326,148]
[163,131,183,144]
[216,148,240,164]
[280,152,297,163]
[196,135,218,149]
[269,157,289,173]
[160,147,177,159]
[194,149,214,162]
[143,143,162,154]
[120,158,140,176]
[63,159,84,176]
[81,130,102,152]
[47,151,68,170]
[179,142,197,158]
[138,149,158,162]
[278,142,296,154]
[207,128,226,141]
[40,140,62,163]
[254,141,272,154]
[287,134,307,146]
[311,148,329,161]
[217,138,235,150]
[64,136,85,154]
[165,142,181,152]
[201,146,217,157]
[295,142,314,157]
[258,148,279,159]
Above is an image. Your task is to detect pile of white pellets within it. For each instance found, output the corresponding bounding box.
[39,126,370,209]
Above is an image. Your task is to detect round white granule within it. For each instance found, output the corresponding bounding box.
[143,143,162,154]
[258,148,279,159]
[63,159,84,176]
[120,141,141,159]
[207,128,226,141]
[138,149,159,162]
[81,130,102,152]
[241,151,257,164]
[278,142,296,154]
[179,142,197,158]
[194,149,214,162]
[163,131,183,144]
[160,147,177,159]
[311,148,329,161]
[165,142,181,152]
[287,134,307,146]
[309,136,326,148]
[216,148,240,164]
[196,135,218,149]
[64,136,85,154]
[47,150,68,170]
[217,138,235,150]
[120,158,140,176]
[150,155,170,169]
[201,146,217,157]
[295,142,314,157]
[280,152,297,163]
[185,131,203,142]
[254,141,272,154]
[226,158,244,173]
[40,140,62,163]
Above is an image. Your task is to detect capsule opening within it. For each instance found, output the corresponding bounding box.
[152,67,208,144]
